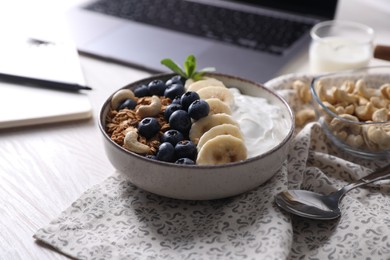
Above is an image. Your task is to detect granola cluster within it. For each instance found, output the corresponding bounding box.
[106,96,171,155]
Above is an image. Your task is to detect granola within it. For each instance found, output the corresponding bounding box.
[106,95,171,155]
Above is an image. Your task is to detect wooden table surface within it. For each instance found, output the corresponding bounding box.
[1,0,389,259]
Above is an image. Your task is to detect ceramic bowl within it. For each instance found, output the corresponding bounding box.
[99,73,294,200]
[311,66,390,158]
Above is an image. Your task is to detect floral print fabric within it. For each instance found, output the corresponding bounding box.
[34,74,390,260]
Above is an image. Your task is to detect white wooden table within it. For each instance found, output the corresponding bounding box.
[1,0,389,259]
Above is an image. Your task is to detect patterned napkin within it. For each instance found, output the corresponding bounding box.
[34,74,390,260]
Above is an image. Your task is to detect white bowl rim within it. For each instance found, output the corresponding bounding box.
[99,72,295,169]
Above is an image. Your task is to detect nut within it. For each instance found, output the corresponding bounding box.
[366,125,390,150]
[293,80,311,103]
[329,114,361,135]
[333,130,348,141]
[370,96,389,109]
[340,80,355,93]
[136,95,162,118]
[380,83,390,99]
[345,134,364,148]
[355,102,377,121]
[316,80,335,104]
[295,108,316,127]
[123,128,151,154]
[111,89,137,109]
[355,79,377,99]
[372,108,389,122]
[333,88,358,104]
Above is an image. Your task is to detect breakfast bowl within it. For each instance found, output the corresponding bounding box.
[310,66,390,158]
[99,72,294,200]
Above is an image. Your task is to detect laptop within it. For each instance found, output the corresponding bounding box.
[66,0,338,83]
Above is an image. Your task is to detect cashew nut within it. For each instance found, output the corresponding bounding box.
[320,101,338,123]
[136,95,162,118]
[358,96,369,106]
[370,96,389,109]
[335,106,344,114]
[372,108,389,122]
[340,80,355,93]
[123,128,150,154]
[366,125,390,150]
[111,89,137,109]
[329,114,361,135]
[344,104,355,115]
[380,83,390,99]
[345,134,364,148]
[333,130,348,141]
[356,79,377,99]
[322,101,337,113]
[355,102,377,121]
[333,88,358,104]
[295,108,316,127]
[293,80,311,103]
[315,80,335,104]
[333,104,354,115]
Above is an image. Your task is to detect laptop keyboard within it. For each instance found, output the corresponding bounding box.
[84,0,313,55]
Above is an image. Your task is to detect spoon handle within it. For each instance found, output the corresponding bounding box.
[341,164,390,194]
[361,163,390,183]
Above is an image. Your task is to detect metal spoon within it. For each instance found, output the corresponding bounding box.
[275,163,390,220]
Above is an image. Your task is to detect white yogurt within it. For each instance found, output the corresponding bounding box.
[229,88,290,158]
[309,36,372,73]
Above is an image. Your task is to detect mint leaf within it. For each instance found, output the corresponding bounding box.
[192,67,215,81]
[160,58,187,78]
[184,55,196,78]
[161,55,215,80]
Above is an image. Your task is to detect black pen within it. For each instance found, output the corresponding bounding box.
[0,72,92,91]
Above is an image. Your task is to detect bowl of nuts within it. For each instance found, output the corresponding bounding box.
[98,56,294,200]
[311,66,390,158]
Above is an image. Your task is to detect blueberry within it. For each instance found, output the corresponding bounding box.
[117,98,137,110]
[156,142,175,162]
[161,129,184,146]
[175,140,197,161]
[180,91,200,111]
[145,154,158,160]
[137,117,160,139]
[164,103,183,121]
[164,83,185,100]
[175,158,195,165]
[134,84,150,97]
[148,79,167,96]
[166,75,185,86]
[188,99,210,120]
[171,96,182,105]
[169,110,192,134]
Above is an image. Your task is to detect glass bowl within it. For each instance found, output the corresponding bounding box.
[310,66,390,158]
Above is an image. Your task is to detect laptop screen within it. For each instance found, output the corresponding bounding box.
[228,0,338,20]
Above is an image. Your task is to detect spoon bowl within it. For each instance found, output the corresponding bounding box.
[275,190,341,219]
[275,164,390,220]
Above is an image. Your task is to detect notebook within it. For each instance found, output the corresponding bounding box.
[66,0,338,83]
[0,1,92,129]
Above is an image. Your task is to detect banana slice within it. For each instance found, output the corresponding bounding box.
[187,78,225,92]
[197,135,247,165]
[184,78,194,89]
[205,98,232,115]
[197,124,244,150]
[197,86,235,108]
[189,114,239,144]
